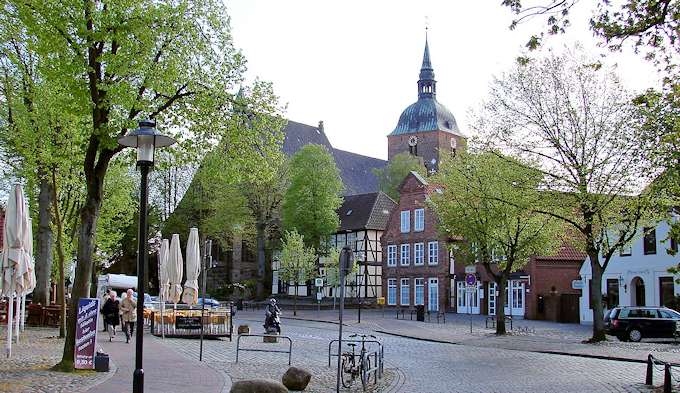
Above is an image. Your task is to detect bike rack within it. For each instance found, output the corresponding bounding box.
[328,338,384,379]
[235,334,292,365]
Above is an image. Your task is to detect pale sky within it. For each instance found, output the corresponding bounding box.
[226,1,660,161]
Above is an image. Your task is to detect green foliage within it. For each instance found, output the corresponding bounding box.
[321,247,358,288]
[282,144,343,252]
[372,152,426,201]
[278,230,317,286]
[431,151,561,275]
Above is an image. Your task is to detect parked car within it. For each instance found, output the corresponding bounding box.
[604,306,680,342]
[197,298,220,308]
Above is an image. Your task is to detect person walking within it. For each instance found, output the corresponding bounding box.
[120,288,137,344]
[101,289,111,332]
[101,291,120,342]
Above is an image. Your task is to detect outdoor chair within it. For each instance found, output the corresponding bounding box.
[26,304,44,326]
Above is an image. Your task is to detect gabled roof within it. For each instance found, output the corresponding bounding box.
[337,192,397,232]
[282,120,387,195]
[397,170,429,193]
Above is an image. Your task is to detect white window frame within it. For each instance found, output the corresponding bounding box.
[428,241,439,265]
[387,245,397,267]
[400,210,411,233]
[400,278,410,306]
[414,243,424,265]
[400,244,410,266]
[415,278,425,305]
[387,279,397,305]
[414,208,425,232]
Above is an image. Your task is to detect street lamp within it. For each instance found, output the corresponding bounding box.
[118,119,176,393]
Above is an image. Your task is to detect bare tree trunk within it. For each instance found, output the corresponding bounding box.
[55,192,101,371]
[589,251,607,342]
[294,283,298,316]
[255,222,266,300]
[50,170,67,338]
[495,276,508,335]
[34,174,54,306]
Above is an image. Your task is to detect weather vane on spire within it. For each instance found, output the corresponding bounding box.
[425,15,430,37]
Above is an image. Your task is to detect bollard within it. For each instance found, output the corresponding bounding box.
[664,363,672,393]
[646,354,653,385]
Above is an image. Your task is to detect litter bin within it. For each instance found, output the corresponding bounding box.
[94,352,109,372]
[416,305,425,322]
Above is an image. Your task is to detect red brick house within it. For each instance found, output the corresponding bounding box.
[381,172,453,311]
[380,172,586,321]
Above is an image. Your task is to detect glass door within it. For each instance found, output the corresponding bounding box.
[428,278,439,311]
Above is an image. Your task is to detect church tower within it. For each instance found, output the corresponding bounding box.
[387,36,465,173]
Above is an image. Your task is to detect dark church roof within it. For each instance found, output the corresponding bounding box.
[282,120,386,196]
[390,38,462,137]
[337,192,397,232]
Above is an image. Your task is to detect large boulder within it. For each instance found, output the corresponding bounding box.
[230,379,287,393]
[282,366,312,391]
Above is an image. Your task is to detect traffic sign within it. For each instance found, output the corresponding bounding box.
[465,265,476,274]
[315,278,324,287]
[571,280,584,290]
[465,273,477,286]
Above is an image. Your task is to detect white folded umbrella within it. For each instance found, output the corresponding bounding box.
[181,228,200,306]
[2,185,32,357]
[167,234,184,304]
[159,239,169,301]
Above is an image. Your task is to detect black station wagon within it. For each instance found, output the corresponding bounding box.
[604,306,680,342]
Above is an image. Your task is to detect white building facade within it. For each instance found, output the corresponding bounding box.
[579,220,679,323]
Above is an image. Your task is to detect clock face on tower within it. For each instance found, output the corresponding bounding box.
[408,135,418,147]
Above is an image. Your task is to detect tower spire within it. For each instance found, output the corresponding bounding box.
[418,31,436,99]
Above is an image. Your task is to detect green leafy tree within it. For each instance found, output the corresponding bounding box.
[478,49,668,341]
[279,230,317,316]
[503,0,679,65]
[372,152,426,201]
[282,144,343,253]
[1,0,285,371]
[431,151,561,334]
[320,247,358,308]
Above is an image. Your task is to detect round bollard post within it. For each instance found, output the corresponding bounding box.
[646,355,653,385]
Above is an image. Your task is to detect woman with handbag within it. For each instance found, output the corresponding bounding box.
[101,291,120,342]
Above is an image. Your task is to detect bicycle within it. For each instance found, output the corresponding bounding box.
[340,333,376,389]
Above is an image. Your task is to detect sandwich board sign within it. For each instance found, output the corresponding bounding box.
[75,298,100,369]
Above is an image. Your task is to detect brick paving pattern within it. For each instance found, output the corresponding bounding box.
[164,315,659,393]
[0,326,113,393]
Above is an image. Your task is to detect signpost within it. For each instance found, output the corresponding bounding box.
[465,274,476,334]
[315,278,324,312]
[336,246,354,393]
[75,298,100,370]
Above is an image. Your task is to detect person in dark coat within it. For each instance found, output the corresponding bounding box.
[101,291,120,341]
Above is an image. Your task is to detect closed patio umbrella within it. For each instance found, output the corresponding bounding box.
[167,234,183,304]
[158,239,169,338]
[2,185,32,357]
[181,228,200,306]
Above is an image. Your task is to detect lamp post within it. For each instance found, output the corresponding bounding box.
[118,119,176,393]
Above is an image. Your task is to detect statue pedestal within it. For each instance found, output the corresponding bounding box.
[263,335,278,343]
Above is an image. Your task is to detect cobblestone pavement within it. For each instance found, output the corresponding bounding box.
[0,326,113,393]
[161,316,661,393]
[275,309,680,363]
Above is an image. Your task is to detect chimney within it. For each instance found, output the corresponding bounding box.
[318,120,324,133]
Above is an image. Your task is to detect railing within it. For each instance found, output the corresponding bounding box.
[328,338,384,379]
[236,334,292,365]
[646,354,680,393]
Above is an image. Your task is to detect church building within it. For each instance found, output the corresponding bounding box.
[387,37,466,173]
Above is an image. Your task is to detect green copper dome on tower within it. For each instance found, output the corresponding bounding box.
[390,36,461,136]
